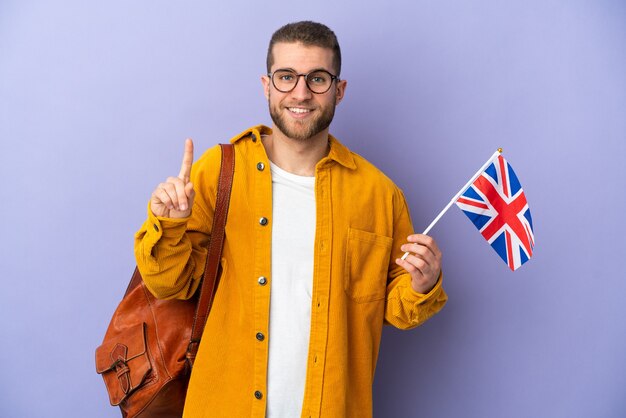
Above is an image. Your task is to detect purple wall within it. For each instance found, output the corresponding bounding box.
[1,1,625,417]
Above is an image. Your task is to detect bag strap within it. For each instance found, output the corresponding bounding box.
[186,143,235,366]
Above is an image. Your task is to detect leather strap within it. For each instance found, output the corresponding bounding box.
[186,143,235,366]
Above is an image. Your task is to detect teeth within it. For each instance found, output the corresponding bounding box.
[289,108,311,114]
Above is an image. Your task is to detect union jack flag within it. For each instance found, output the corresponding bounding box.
[455,154,534,270]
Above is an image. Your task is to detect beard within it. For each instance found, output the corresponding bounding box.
[268,94,336,141]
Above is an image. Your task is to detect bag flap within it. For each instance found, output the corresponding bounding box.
[95,322,152,405]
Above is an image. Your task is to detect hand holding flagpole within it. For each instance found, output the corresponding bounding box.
[401,148,502,261]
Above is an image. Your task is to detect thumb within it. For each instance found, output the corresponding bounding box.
[185,182,195,206]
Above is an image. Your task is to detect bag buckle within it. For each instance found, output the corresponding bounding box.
[109,344,132,394]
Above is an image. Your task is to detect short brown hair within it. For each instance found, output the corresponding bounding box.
[266,21,342,76]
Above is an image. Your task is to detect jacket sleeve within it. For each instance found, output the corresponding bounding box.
[384,189,448,329]
[133,145,222,300]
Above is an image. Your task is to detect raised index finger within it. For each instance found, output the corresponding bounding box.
[178,138,194,181]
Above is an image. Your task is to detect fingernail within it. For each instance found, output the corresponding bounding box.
[180,204,187,211]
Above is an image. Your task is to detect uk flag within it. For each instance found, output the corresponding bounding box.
[455,155,534,271]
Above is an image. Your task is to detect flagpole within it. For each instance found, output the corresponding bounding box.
[401,148,502,261]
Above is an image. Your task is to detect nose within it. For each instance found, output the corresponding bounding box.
[289,75,313,101]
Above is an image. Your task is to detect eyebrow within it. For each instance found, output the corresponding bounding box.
[273,67,333,74]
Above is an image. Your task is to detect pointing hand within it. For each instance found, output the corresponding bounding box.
[150,139,196,218]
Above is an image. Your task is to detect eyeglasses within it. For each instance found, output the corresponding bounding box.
[269,69,339,94]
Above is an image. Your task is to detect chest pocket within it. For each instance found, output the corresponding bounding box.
[344,228,393,303]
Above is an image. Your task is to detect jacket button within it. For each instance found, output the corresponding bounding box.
[256,162,265,171]
[153,224,159,232]
[254,390,263,399]
[258,276,267,285]
[256,332,265,341]
[259,217,268,226]
[251,133,257,142]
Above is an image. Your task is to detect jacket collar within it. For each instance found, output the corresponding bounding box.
[231,125,356,170]
[326,134,356,170]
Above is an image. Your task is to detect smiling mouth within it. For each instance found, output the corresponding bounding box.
[288,107,312,114]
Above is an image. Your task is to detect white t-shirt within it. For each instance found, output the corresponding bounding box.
[267,161,316,418]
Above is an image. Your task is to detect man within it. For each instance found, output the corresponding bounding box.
[135,21,447,418]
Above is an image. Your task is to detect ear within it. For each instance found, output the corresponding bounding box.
[261,75,271,100]
[334,79,347,105]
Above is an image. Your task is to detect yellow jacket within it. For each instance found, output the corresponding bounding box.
[135,125,447,417]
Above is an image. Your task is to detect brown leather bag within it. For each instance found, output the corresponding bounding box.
[95,144,235,417]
